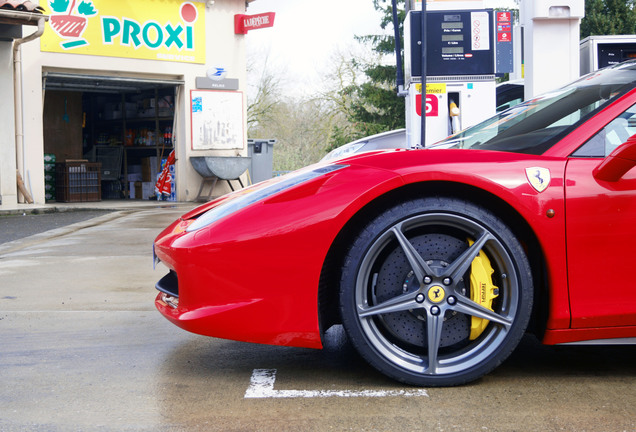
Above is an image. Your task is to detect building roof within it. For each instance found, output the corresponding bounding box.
[0,0,46,27]
[0,0,44,13]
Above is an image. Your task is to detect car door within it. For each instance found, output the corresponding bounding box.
[565,102,636,328]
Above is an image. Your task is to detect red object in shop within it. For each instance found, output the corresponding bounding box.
[155,150,175,196]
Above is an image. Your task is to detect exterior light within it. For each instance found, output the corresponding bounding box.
[548,6,571,18]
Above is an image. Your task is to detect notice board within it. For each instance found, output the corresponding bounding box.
[191,90,244,150]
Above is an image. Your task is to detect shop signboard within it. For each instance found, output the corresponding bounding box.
[234,12,276,34]
[41,0,206,64]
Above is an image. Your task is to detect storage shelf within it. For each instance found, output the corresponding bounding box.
[125,146,174,151]
[98,116,174,124]
[86,87,175,199]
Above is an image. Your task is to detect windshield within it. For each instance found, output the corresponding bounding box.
[434,62,636,155]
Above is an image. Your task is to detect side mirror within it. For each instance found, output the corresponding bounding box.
[593,134,636,182]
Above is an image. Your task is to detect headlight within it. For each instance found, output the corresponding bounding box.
[186,164,347,232]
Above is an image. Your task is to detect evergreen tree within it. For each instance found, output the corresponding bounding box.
[328,1,406,150]
[581,0,636,38]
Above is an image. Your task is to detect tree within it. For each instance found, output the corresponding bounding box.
[246,70,280,133]
[327,0,406,151]
[248,96,345,171]
[581,0,636,38]
[247,53,349,171]
[320,46,381,151]
[246,3,403,170]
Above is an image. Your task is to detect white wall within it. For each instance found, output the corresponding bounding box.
[0,41,17,206]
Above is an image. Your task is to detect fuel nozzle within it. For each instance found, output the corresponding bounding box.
[449,100,461,134]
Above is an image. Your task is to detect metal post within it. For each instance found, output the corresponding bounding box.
[391,0,406,96]
[419,2,427,147]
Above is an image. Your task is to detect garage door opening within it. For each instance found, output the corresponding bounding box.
[42,72,183,201]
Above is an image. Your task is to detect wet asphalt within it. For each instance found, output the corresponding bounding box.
[0,210,112,244]
[1,207,635,431]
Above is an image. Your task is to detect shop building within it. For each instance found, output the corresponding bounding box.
[1,0,255,209]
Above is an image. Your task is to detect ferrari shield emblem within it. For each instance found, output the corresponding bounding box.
[525,167,551,193]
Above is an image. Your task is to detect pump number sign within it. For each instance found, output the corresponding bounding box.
[415,94,438,117]
[414,84,445,117]
[41,0,206,64]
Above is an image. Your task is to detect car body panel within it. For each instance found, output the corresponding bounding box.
[565,158,636,328]
[155,165,406,348]
[155,63,636,368]
[351,150,576,330]
[156,149,575,347]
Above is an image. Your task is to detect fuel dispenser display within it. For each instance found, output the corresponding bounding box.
[404,8,513,147]
[406,10,500,79]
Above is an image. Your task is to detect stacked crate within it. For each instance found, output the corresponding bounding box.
[44,154,56,202]
[55,161,102,202]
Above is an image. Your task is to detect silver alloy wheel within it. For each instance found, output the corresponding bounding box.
[354,212,519,377]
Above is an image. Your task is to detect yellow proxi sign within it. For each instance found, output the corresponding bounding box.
[415,83,447,94]
[41,0,206,64]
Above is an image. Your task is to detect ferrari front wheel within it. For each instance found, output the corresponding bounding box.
[340,197,533,387]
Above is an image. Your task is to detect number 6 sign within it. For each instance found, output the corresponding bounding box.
[416,94,439,117]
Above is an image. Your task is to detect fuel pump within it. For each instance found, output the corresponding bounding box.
[580,35,636,75]
[402,2,513,147]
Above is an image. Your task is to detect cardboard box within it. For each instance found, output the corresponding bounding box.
[134,181,155,200]
[141,157,158,182]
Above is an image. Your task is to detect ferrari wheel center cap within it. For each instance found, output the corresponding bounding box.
[427,286,446,303]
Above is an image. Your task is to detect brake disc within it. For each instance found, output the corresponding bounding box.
[372,234,470,348]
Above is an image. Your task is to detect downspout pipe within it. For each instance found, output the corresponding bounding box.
[12,14,47,203]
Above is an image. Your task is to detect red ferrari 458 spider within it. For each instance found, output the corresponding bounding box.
[154,61,636,386]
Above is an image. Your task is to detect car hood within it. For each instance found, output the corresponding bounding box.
[332,146,555,170]
[180,147,563,223]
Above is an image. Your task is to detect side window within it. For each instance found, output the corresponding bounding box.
[572,103,636,157]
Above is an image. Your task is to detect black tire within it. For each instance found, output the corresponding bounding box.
[340,197,533,387]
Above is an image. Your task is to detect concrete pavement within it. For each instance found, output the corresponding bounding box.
[0,198,193,215]
[0,200,194,245]
[1,202,635,431]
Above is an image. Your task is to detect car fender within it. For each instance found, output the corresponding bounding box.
[338,149,571,330]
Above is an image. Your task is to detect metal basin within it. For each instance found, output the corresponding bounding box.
[190,156,251,180]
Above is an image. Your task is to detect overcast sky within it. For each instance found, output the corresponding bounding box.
[244,0,517,97]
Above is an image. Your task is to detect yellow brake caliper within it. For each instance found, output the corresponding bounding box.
[468,239,499,340]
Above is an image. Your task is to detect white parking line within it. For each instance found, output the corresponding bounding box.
[244,369,429,399]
